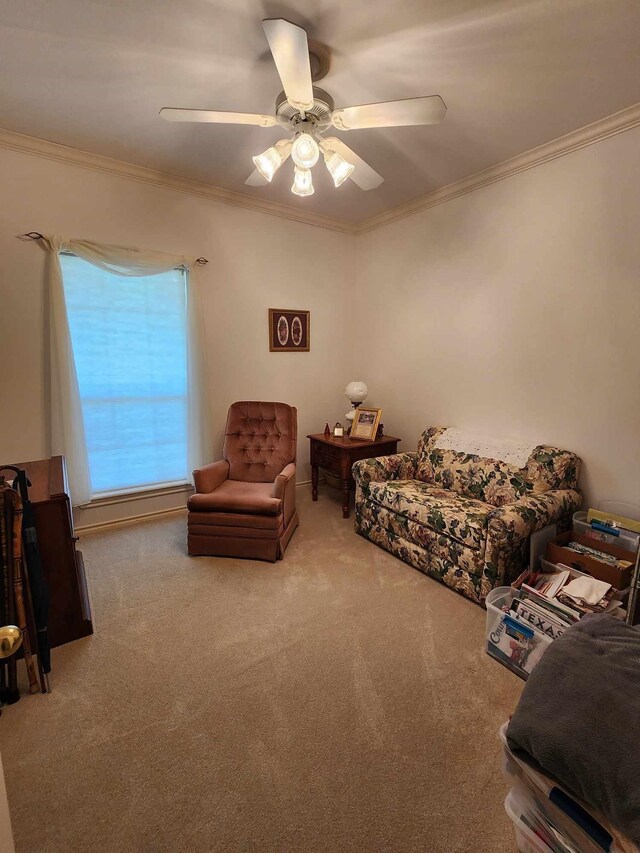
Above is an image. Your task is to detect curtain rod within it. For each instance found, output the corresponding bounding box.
[16,232,209,265]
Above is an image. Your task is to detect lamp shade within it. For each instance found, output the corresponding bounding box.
[291,133,319,169]
[324,150,355,187]
[252,139,292,182]
[345,381,368,404]
[291,166,314,196]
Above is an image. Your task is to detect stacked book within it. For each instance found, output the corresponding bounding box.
[516,567,622,638]
[487,567,622,680]
[562,540,634,574]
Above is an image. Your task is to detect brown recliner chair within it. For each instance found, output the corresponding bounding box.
[187,401,299,561]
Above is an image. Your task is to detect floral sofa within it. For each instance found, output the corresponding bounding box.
[353,427,582,604]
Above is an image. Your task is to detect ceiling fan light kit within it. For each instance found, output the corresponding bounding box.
[291,166,314,197]
[160,18,446,200]
[253,138,291,182]
[291,133,320,169]
[323,150,354,187]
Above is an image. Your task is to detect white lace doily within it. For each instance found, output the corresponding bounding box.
[434,428,537,468]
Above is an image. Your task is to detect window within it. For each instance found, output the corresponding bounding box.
[60,255,188,495]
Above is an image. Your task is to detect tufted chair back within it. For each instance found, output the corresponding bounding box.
[223,401,297,483]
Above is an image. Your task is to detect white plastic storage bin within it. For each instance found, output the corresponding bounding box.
[485,587,553,680]
[500,724,622,853]
[504,787,552,853]
[573,511,639,553]
[514,825,548,853]
[485,586,518,632]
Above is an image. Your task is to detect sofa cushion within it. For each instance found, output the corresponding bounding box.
[366,480,493,550]
[188,480,281,516]
[415,427,580,507]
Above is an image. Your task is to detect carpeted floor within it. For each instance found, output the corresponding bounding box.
[0,487,522,852]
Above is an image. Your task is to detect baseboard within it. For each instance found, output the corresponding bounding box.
[76,505,187,535]
[76,479,315,535]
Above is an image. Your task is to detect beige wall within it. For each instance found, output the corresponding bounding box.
[0,147,355,526]
[1,123,639,524]
[355,127,640,508]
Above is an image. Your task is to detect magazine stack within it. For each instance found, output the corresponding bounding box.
[486,507,639,680]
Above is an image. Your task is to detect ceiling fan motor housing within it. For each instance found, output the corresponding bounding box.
[275,87,335,131]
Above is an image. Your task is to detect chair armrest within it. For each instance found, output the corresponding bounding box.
[352,452,417,486]
[193,459,230,494]
[273,463,296,523]
[273,463,296,499]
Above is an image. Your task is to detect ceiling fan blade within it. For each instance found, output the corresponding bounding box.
[245,169,269,187]
[262,19,314,113]
[331,96,446,131]
[160,108,276,127]
[322,137,383,191]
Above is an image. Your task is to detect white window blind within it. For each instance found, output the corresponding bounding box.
[60,254,188,495]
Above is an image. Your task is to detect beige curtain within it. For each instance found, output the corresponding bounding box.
[43,236,212,505]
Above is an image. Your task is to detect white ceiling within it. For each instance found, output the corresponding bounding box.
[1,0,639,223]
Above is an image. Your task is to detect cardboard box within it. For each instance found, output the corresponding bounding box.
[546,531,634,589]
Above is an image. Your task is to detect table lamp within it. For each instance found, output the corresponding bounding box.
[345,381,368,434]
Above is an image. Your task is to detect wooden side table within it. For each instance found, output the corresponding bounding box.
[307,433,401,519]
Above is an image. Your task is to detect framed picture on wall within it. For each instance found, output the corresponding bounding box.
[350,407,382,441]
[269,309,310,352]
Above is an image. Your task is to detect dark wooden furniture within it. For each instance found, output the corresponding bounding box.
[3,456,92,647]
[307,433,401,519]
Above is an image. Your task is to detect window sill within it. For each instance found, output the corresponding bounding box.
[87,481,193,508]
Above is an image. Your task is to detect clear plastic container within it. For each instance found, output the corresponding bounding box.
[504,787,553,852]
[514,825,550,853]
[485,587,553,680]
[485,586,519,631]
[573,511,639,554]
[500,723,624,852]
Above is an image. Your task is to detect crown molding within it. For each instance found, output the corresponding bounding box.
[355,102,640,234]
[2,102,639,237]
[0,126,357,236]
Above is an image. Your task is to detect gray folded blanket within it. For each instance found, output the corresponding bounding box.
[507,613,640,844]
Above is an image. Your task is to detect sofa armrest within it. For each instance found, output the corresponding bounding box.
[484,488,582,587]
[193,459,230,494]
[352,452,418,486]
[273,462,296,523]
[487,489,582,539]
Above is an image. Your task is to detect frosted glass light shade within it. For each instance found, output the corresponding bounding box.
[325,151,355,187]
[345,381,368,422]
[252,139,292,182]
[291,166,314,197]
[291,133,319,169]
[345,381,368,404]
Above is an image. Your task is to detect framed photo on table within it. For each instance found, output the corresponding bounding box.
[350,407,382,441]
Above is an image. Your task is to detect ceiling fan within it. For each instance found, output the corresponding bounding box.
[160,18,446,198]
